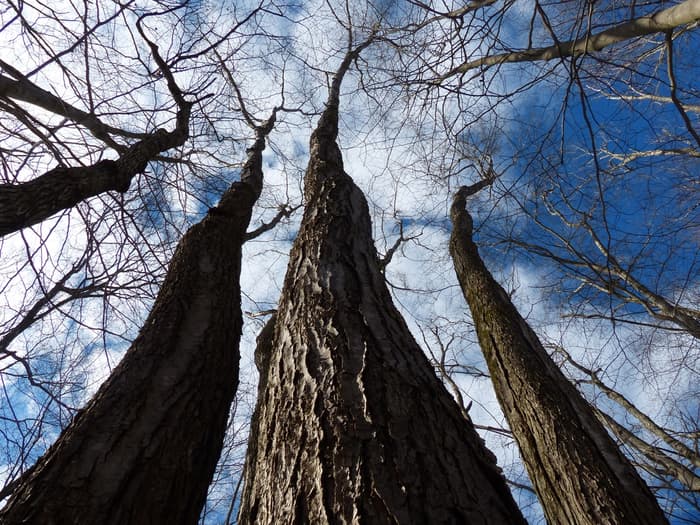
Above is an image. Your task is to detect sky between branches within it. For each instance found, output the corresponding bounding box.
[0,0,698,522]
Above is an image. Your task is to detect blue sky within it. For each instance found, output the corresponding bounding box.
[0,0,698,523]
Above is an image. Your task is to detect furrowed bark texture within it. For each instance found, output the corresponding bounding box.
[0,102,191,238]
[239,61,526,524]
[0,132,265,525]
[448,188,669,525]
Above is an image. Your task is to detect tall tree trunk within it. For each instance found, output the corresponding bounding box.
[448,185,669,525]
[238,47,526,525]
[0,119,273,525]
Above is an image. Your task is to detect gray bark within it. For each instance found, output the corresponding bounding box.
[449,185,669,525]
[238,48,526,525]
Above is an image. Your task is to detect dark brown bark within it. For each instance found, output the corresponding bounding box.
[448,185,669,525]
[238,48,526,525]
[0,122,270,524]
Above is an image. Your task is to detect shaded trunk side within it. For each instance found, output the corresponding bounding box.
[238,52,525,524]
[0,131,265,525]
[448,188,668,525]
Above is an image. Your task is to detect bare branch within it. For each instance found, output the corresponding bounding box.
[437,0,700,80]
[244,204,300,241]
[595,407,700,492]
[665,31,700,148]
[557,345,700,469]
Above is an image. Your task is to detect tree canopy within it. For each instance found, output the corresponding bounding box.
[0,0,698,522]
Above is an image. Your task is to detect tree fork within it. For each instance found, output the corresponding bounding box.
[448,184,669,524]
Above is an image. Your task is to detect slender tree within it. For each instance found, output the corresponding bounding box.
[0,110,276,524]
[448,181,669,524]
[238,41,526,525]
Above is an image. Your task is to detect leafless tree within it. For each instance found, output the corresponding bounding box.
[238,36,526,524]
[0,0,698,522]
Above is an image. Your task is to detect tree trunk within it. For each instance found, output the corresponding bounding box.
[448,186,669,525]
[0,124,269,524]
[238,48,526,525]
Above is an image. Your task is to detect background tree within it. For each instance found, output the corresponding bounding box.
[393,0,700,519]
[449,180,667,524]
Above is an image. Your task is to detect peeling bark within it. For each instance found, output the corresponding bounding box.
[238,48,525,525]
[449,186,669,525]
[0,125,269,524]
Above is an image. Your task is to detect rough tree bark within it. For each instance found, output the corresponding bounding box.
[238,45,526,525]
[0,115,275,524]
[448,183,669,525]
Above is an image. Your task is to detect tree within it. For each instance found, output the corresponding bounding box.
[0,2,284,503]
[238,42,526,524]
[449,180,668,524]
[1,0,698,522]
[0,105,275,524]
[406,0,700,517]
